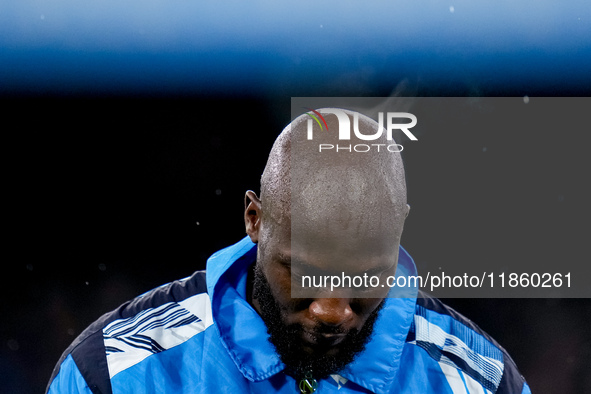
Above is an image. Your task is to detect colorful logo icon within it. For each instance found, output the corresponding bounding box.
[304,108,329,131]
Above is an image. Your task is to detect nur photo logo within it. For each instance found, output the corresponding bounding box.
[304,108,418,153]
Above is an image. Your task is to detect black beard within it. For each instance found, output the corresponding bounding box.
[252,264,384,381]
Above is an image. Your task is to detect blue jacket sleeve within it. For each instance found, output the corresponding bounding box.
[47,354,94,394]
[521,382,532,394]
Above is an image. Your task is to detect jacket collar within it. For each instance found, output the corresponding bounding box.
[206,237,418,393]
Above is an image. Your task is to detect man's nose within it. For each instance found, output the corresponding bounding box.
[308,298,353,326]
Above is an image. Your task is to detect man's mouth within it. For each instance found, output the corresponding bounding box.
[301,328,348,348]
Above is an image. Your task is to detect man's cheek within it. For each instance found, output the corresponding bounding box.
[265,268,291,304]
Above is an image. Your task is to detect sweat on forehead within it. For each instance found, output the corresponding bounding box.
[260,109,408,236]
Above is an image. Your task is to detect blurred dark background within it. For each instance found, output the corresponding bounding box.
[2,1,591,393]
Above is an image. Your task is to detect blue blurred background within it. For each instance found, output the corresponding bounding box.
[1,1,590,393]
[2,0,590,96]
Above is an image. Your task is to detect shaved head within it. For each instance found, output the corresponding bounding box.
[260,126,292,228]
[260,109,408,257]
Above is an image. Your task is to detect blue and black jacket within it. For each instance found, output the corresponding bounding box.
[47,237,531,393]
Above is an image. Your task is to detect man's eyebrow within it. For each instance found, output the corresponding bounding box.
[277,253,306,265]
[277,252,290,263]
[277,253,317,270]
[278,252,395,274]
[277,253,296,266]
[365,263,396,275]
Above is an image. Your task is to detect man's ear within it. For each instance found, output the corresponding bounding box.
[244,190,262,243]
[405,204,411,218]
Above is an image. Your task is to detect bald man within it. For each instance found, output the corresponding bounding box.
[47,110,531,394]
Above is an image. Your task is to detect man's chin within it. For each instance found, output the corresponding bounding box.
[283,330,362,379]
[252,266,385,379]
